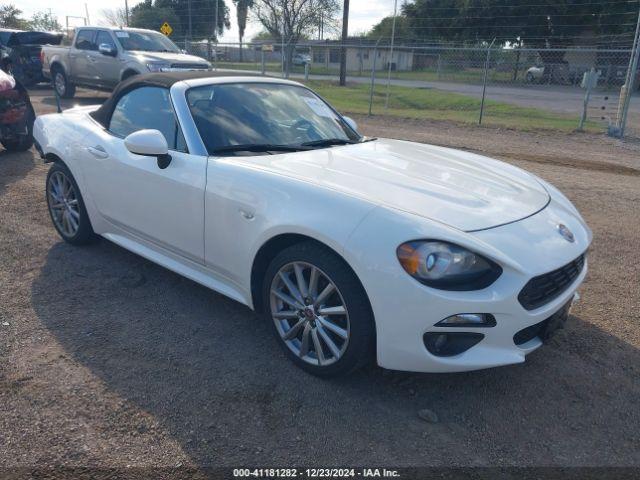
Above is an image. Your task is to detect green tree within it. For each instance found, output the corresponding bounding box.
[0,4,30,29]
[233,0,254,61]
[30,10,62,31]
[367,16,412,42]
[402,0,635,48]
[155,0,230,39]
[130,0,183,37]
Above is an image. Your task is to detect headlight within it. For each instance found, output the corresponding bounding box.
[396,240,502,291]
[147,62,170,72]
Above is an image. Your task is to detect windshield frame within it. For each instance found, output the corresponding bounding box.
[184,81,362,156]
[114,29,181,53]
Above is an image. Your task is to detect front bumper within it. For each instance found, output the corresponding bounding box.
[344,198,592,373]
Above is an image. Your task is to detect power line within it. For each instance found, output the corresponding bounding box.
[405,11,640,20]
[398,0,639,9]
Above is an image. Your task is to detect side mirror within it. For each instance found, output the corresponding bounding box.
[99,43,117,57]
[343,116,358,133]
[124,129,172,169]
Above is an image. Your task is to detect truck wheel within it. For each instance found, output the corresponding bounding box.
[53,67,76,99]
[1,105,34,152]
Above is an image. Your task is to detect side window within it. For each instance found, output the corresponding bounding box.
[75,30,97,51]
[108,86,187,153]
[95,31,116,51]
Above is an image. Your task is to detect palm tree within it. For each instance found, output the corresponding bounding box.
[233,0,254,62]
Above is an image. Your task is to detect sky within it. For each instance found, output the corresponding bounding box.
[17,0,398,42]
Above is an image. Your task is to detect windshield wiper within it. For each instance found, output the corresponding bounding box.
[300,138,358,148]
[211,144,311,155]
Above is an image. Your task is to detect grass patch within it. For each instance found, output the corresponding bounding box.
[304,80,599,133]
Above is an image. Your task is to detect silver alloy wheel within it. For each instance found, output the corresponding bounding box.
[47,170,80,238]
[270,262,350,366]
[54,72,65,96]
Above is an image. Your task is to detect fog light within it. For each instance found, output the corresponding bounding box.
[423,332,484,357]
[435,313,496,327]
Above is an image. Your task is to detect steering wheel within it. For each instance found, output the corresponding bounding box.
[291,118,321,141]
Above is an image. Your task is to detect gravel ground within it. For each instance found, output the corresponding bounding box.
[0,88,639,472]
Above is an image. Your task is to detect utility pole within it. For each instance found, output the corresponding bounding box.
[214,0,219,40]
[85,3,90,25]
[339,0,350,86]
[384,0,398,109]
[188,0,193,40]
[616,3,640,137]
[125,0,129,27]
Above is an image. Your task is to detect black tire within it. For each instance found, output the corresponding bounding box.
[52,67,76,99]
[262,241,375,377]
[526,72,535,84]
[46,161,97,245]
[1,104,34,152]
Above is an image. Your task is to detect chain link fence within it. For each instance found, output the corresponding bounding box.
[179,38,639,137]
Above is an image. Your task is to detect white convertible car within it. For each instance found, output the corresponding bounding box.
[33,71,591,376]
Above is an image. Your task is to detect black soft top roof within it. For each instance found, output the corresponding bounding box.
[90,70,266,127]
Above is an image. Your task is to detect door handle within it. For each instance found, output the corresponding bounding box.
[87,145,109,159]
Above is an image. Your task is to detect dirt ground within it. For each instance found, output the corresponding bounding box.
[1,88,639,473]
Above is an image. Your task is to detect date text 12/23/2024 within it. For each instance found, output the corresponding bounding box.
[233,468,400,478]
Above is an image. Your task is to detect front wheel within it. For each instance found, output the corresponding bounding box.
[46,162,96,245]
[263,242,375,377]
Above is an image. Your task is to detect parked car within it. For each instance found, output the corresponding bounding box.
[33,71,591,377]
[0,68,35,152]
[525,61,584,85]
[0,28,63,87]
[41,26,211,99]
[293,53,311,66]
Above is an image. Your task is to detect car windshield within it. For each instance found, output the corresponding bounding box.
[114,30,180,53]
[186,83,361,155]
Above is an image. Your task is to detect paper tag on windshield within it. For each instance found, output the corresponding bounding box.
[115,31,129,38]
[303,97,333,117]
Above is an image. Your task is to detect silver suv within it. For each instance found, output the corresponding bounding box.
[41,26,211,98]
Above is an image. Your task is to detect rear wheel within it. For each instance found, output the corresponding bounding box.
[46,162,96,245]
[1,105,34,152]
[263,242,375,377]
[53,67,75,99]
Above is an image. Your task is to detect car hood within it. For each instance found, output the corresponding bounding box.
[129,51,208,65]
[233,138,550,232]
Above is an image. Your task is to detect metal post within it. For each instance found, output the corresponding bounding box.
[369,37,382,116]
[304,61,309,81]
[618,4,640,137]
[214,0,219,41]
[261,50,265,75]
[579,68,596,131]
[479,38,496,125]
[339,0,350,86]
[384,0,398,110]
[188,0,192,40]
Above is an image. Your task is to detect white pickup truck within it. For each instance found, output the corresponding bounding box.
[41,26,211,98]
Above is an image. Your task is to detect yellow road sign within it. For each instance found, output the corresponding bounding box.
[160,22,173,36]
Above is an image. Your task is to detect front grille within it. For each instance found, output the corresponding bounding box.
[170,63,209,70]
[518,254,585,310]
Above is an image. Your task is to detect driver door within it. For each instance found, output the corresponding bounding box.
[82,86,207,262]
